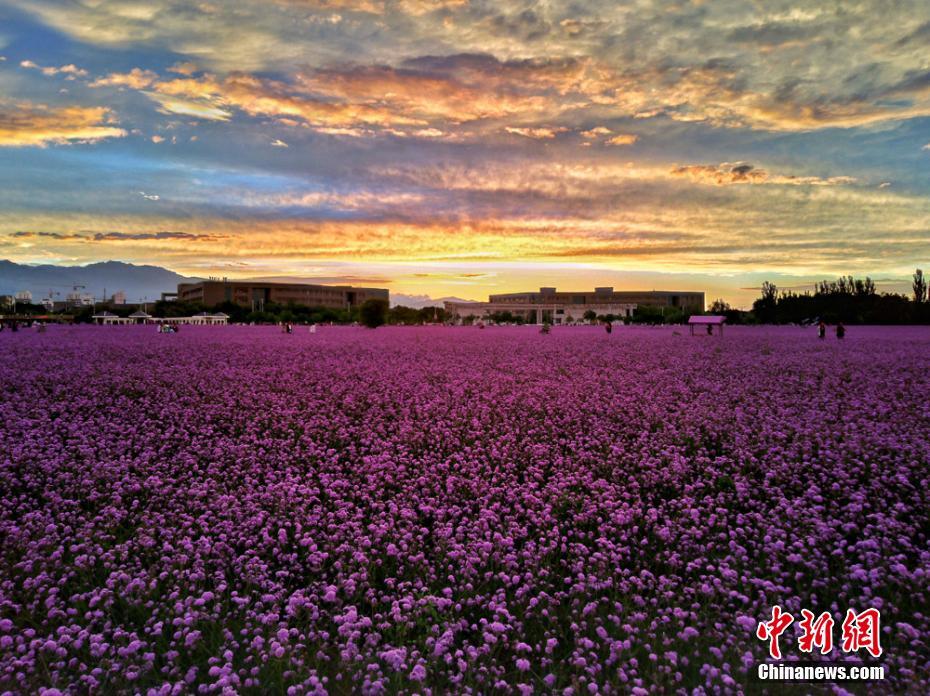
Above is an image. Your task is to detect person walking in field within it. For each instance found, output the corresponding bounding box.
[818,320,826,339]
[836,322,846,339]
[604,320,612,335]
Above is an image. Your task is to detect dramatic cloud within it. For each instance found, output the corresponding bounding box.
[606,133,637,146]
[580,127,611,139]
[17,1,930,130]
[91,231,220,241]
[0,103,126,147]
[3,1,930,303]
[90,68,159,89]
[8,228,223,242]
[670,163,856,187]
[504,126,566,139]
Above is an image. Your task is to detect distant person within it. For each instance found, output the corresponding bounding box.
[707,324,713,336]
[836,322,846,340]
[818,320,826,340]
[309,324,317,334]
[604,321,612,335]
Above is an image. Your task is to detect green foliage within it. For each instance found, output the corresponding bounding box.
[752,273,927,324]
[69,306,96,324]
[359,298,389,328]
[752,281,778,323]
[388,305,449,325]
[0,301,48,317]
[487,310,524,325]
[914,269,927,304]
[630,305,688,325]
[152,300,205,318]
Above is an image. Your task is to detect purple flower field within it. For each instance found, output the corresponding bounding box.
[1,325,928,694]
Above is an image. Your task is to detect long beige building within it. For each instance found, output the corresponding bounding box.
[445,287,704,325]
[177,280,388,310]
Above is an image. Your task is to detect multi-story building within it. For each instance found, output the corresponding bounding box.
[176,280,389,310]
[445,286,705,325]
[65,291,94,307]
[14,290,33,303]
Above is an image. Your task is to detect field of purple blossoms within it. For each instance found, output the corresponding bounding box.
[1,325,928,695]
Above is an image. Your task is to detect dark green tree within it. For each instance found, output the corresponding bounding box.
[752,281,779,323]
[359,298,389,328]
[914,269,927,304]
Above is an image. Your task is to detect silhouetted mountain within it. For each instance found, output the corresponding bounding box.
[0,260,477,307]
[0,260,197,303]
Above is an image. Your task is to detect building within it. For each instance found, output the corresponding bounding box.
[111,291,127,305]
[92,311,229,326]
[91,311,133,325]
[65,291,94,307]
[445,286,705,325]
[15,290,33,303]
[176,280,389,310]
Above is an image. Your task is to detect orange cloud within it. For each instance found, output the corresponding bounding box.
[167,61,199,76]
[129,56,616,134]
[606,133,637,146]
[90,68,159,89]
[580,126,611,139]
[0,103,126,147]
[145,73,425,128]
[504,126,566,139]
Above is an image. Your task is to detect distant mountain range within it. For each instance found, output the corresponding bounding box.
[0,260,196,303]
[0,260,470,307]
[389,293,474,309]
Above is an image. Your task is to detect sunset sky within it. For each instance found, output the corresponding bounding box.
[1,0,929,306]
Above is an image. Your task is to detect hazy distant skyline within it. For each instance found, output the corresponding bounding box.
[1,0,929,307]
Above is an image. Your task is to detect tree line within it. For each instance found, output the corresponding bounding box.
[710,269,930,325]
[63,298,445,328]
